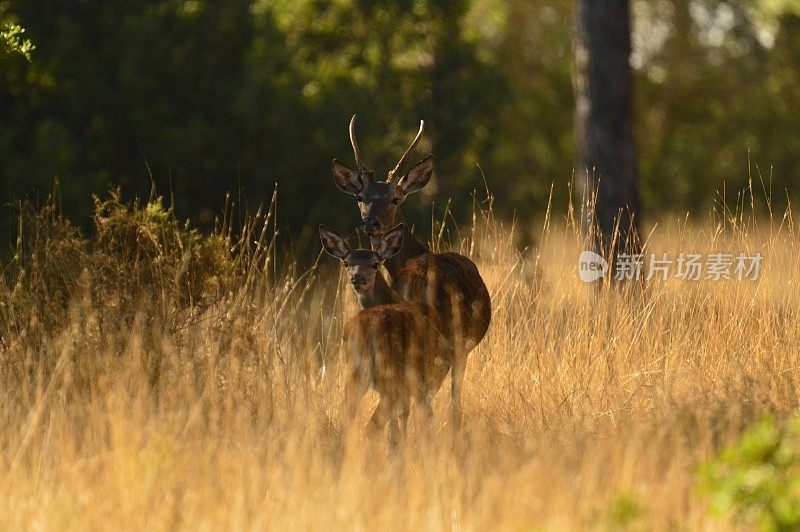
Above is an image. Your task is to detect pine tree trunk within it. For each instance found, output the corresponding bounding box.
[573,0,641,266]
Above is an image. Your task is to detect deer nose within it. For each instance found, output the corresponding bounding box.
[362,216,379,231]
[350,274,365,285]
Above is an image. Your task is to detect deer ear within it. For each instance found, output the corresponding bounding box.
[319,224,349,260]
[396,154,433,196]
[332,159,363,195]
[377,224,405,261]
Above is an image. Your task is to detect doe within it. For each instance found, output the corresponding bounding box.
[319,224,451,442]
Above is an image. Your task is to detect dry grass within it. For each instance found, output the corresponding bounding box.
[0,187,797,530]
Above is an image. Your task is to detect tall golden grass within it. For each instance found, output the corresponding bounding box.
[0,185,797,530]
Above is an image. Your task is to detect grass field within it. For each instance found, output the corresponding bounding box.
[1,188,797,530]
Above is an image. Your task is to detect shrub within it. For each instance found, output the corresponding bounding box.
[4,188,241,328]
[699,416,800,531]
[90,189,236,314]
[1,186,277,397]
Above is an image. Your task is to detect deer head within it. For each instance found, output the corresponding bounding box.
[319,223,405,295]
[332,115,434,236]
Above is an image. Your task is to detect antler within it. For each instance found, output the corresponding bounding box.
[387,120,425,182]
[349,114,369,173]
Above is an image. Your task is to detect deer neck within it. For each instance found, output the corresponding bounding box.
[356,271,395,309]
[370,210,429,280]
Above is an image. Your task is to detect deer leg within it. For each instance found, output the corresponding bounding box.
[418,392,433,421]
[450,349,466,429]
[367,395,392,435]
[388,397,410,447]
[413,392,434,439]
[343,367,368,434]
[405,351,433,435]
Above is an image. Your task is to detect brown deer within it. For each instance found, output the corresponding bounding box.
[331,115,491,426]
[319,224,452,442]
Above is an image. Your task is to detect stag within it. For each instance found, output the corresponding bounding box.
[331,116,491,425]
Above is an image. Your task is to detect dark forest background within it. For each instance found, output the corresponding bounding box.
[2,0,800,255]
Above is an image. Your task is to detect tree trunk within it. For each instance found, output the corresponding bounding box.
[573,0,641,267]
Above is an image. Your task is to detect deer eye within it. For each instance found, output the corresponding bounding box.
[391,197,401,205]
[356,196,363,203]
[372,263,379,269]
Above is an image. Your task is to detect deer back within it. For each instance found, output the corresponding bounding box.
[394,252,491,353]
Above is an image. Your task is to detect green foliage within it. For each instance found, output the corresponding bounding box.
[1,21,34,60]
[596,492,648,531]
[2,0,800,256]
[699,416,800,531]
[634,0,800,213]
